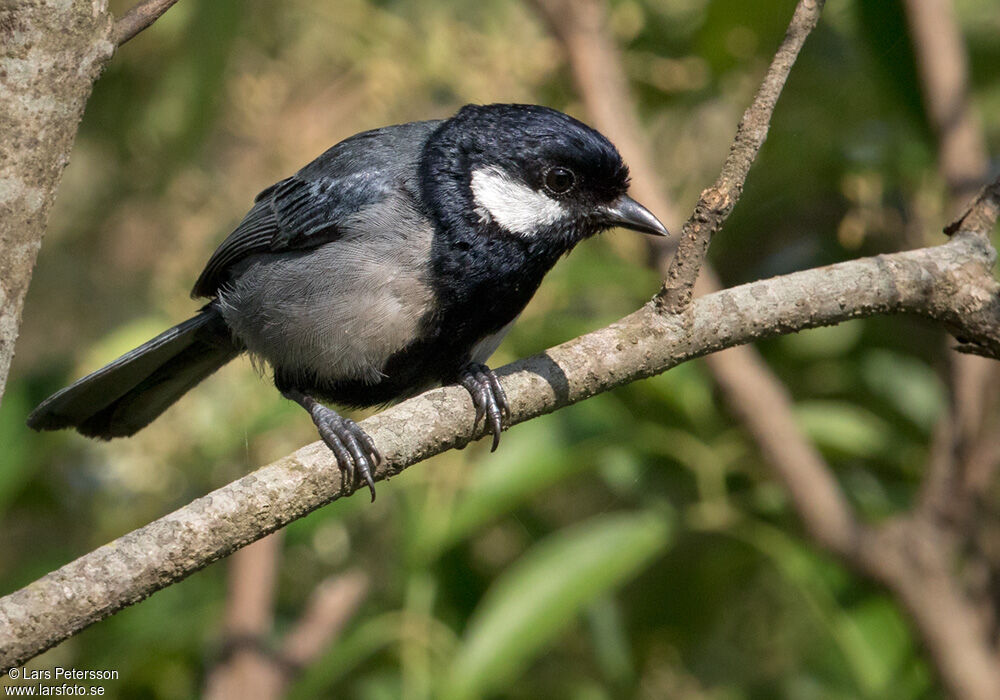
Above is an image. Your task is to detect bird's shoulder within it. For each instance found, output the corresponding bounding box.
[192,119,444,299]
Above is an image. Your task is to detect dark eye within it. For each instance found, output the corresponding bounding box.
[544,167,576,195]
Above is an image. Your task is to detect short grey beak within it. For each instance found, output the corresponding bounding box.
[600,195,669,237]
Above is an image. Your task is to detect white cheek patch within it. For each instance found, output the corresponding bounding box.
[470,166,568,237]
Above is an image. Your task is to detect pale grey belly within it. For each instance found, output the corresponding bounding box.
[217,234,434,385]
[470,317,517,365]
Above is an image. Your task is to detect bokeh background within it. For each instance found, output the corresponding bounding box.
[3,0,1000,697]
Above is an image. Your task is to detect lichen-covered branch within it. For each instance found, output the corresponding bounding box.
[0,1,114,404]
[0,0,181,406]
[2,226,998,671]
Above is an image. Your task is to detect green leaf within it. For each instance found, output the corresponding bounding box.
[415,421,589,560]
[0,387,34,517]
[837,597,912,693]
[781,321,864,359]
[794,401,894,458]
[442,509,672,699]
[586,596,635,686]
[860,350,944,432]
[643,362,718,431]
[735,521,888,697]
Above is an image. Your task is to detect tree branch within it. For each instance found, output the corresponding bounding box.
[535,3,1000,689]
[529,0,858,557]
[203,533,367,700]
[0,1,114,405]
[903,0,988,207]
[2,225,998,671]
[0,2,178,411]
[906,0,997,537]
[657,0,825,312]
[947,178,1000,240]
[111,0,181,47]
[279,570,368,669]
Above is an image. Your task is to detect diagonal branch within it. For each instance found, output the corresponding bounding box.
[903,0,988,207]
[657,0,826,312]
[528,0,857,556]
[947,178,1000,240]
[2,225,998,671]
[111,0,181,47]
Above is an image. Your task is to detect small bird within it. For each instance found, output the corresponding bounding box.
[27,104,668,500]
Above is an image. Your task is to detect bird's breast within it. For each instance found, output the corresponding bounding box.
[218,228,435,387]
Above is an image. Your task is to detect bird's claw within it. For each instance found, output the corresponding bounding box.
[308,404,382,501]
[458,363,511,451]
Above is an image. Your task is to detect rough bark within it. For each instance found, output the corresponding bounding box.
[0,0,114,404]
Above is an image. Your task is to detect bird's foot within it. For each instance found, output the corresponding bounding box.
[283,390,381,501]
[458,363,511,451]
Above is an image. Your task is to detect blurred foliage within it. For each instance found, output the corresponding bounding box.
[2,0,1000,697]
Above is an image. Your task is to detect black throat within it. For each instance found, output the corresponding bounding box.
[417,117,587,363]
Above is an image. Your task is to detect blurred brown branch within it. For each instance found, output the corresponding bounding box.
[905,3,1000,686]
[279,570,368,670]
[204,532,368,700]
[112,0,181,47]
[529,0,855,556]
[204,534,283,700]
[909,0,997,530]
[904,0,988,207]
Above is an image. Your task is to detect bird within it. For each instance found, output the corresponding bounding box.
[27,103,668,501]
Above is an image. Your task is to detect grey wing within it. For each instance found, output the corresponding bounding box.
[191,174,383,298]
[191,195,279,298]
[215,191,438,385]
[191,119,443,299]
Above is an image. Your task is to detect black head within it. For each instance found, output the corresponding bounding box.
[420,104,667,249]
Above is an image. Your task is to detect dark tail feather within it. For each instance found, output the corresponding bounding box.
[27,306,239,439]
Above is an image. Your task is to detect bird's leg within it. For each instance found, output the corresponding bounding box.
[457,362,511,451]
[281,388,381,501]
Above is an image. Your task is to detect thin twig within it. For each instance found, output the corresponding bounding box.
[946,177,1000,239]
[112,0,181,47]
[657,0,826,312]
[529,0,857,556]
